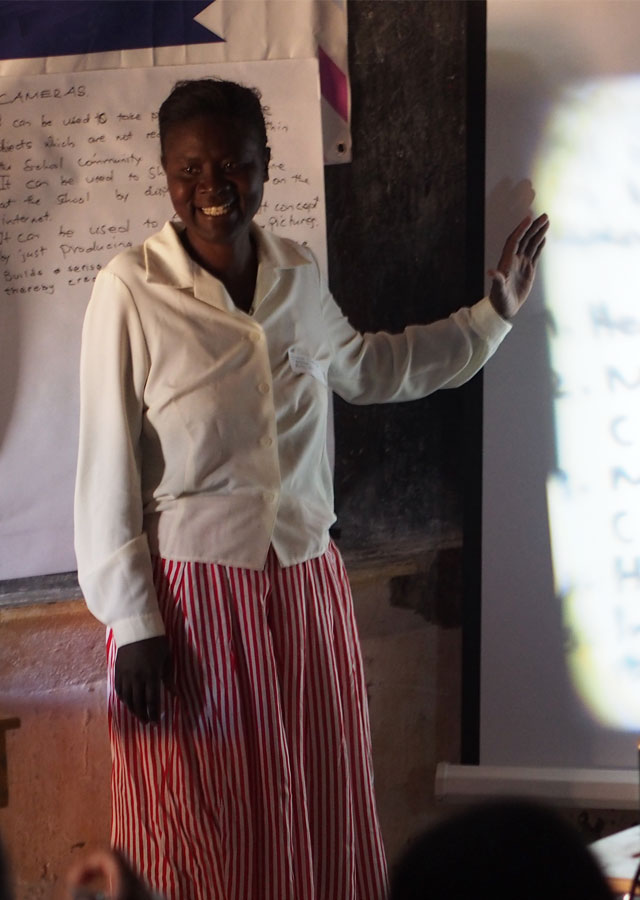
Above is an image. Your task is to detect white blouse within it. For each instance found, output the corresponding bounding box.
[74,221,510,646]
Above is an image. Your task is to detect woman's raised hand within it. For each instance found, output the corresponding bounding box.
[488,213,549,320]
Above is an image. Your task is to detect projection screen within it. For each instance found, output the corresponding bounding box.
[481,0,640,774]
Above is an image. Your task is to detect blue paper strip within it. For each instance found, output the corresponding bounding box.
[0,1,220,61]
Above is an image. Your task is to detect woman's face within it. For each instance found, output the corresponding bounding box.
[162,113,269,256]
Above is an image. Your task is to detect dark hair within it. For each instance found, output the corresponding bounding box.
[390,799,613,900]
[158,78,268,157]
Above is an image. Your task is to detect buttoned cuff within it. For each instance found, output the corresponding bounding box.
[110,610,166,648]
[470,296,513,340]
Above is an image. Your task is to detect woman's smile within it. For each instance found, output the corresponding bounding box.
[199,201,234,217]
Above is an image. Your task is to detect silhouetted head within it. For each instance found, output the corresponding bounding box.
[390,798,613,900]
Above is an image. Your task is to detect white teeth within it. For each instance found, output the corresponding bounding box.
[201,202,232,217]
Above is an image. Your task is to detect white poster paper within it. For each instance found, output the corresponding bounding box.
[0,57,326,579]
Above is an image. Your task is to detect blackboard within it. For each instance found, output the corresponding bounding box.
[327,1,476,563]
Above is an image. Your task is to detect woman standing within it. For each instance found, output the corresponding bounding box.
[75,79,547,900]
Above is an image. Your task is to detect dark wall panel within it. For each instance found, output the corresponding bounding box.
[325,1,475,562]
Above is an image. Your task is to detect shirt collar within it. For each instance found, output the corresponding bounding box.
[143,219,311,300]
[251,223,311,271]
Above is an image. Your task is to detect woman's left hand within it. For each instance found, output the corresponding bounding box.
[489,213,549,320]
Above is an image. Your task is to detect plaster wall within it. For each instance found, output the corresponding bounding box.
[0,601,110,900]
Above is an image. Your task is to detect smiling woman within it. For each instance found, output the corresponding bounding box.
[158,80,270,314]
[73,77,547,900]
[161,115,268,311]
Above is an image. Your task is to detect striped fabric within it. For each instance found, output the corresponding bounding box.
[106,543,388,900]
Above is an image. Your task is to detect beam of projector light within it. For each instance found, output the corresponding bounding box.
[536,75,640,729]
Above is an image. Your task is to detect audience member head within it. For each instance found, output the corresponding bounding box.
[390,798,613,900]
[65,848,153,900]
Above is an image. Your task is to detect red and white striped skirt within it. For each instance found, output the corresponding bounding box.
[106,543,388,900]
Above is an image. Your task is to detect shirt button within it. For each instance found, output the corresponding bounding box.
[248,332,261,344]
[257,382,270,395]
[263,492,276,504]
[259,435,273,448]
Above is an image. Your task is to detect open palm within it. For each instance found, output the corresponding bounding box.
[489,213,549,320]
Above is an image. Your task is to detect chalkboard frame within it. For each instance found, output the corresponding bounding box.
[460,0,487,767]
[0,571,78,607]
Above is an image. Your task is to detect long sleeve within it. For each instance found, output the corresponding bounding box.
[74,270,164,647]
[322,288,511,404]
